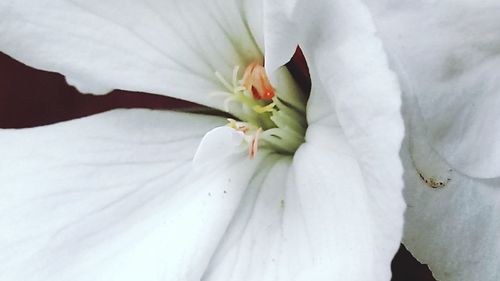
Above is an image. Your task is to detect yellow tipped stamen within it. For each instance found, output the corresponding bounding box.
[227,118,250,134]
[227,118,238,129]
[253,102,276,113]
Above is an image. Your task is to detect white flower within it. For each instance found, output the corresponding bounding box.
[0,1,405,280]
[366,1,500,280]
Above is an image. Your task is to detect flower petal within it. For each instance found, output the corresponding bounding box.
[0,109,262,280]
[262,0,299,73]
[201,113,405,280]
[193,126,245,165]
[0,0,263,109]
[367,0,500,178]
[278,1,404,278]
[401,111,500,281]
[291,0,405,195]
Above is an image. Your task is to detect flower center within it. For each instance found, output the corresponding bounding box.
[214,57,308,158]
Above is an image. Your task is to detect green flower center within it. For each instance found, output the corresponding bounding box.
[214,58,308,158]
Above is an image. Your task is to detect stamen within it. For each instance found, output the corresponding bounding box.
[232,66,240,88]
[214,61,307,159]
[249,128,262,160]
[227,118,238,129]
[227,118,251,134]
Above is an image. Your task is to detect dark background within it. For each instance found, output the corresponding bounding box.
[0,52,435,280]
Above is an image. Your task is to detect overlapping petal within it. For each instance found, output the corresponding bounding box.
[262,0,299,73]
[367,0,500,178]
[199,0,407,273]
[294,1,406,277]
[401,108,500,281]
[0,0,263,110]
[361,1,500,278]
[0,104,405,281]
[0,109,263,281]
[201,98,404,281]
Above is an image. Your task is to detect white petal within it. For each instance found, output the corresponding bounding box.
[271,1,404,278]
[202,115,405,281]
[367,0,500,178]
[401,113,500,281]
[193,126,245,165]
[0,0,263,109]
[294,0,405,183]
[0,109,263,281]
[262,0,299,73]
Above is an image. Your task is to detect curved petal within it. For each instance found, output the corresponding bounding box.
[0,0,263,109]
[367,0,500,178]
[262,0,299,73]
[284,1,404,278]
[292,0,405,197]
[401,112,500,281]
[0,109,264,280]
[201,111,405,280]
[193,126,245,165]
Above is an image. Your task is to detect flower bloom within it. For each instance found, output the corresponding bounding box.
[0,1,406,280]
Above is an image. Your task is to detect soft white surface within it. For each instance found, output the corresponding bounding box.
[295,1,406,278]
[262,0,299,73]
[203,114,405,281]
[0,106,405,281]
[365,2,500,278]
[0,109,262,281]
[401,107,500,281]
[193,126,245,165]
[367,0,500,178]
[0,0,263,110]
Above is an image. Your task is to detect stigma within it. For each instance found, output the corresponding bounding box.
[242,62,275,100]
